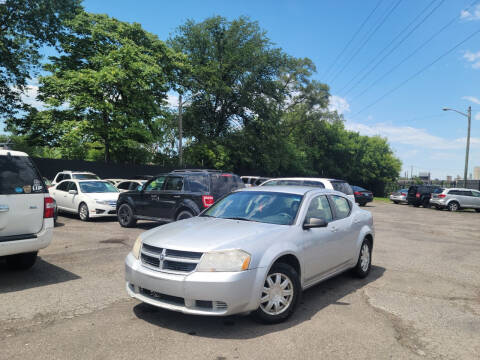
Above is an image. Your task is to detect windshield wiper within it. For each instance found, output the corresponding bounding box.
[223,217,256,222]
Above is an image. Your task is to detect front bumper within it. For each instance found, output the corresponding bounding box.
[89,203,117,218]
[125,253,264,316]
[429,199,445,207]
[390,195,407,202]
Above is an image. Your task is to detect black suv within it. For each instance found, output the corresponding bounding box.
[407,185,443,208]
[116,169,244,227]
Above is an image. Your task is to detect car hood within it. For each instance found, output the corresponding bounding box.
[141,216,290,253]
[85,192,120,201]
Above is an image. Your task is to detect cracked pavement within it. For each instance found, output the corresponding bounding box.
[0,202,479,359]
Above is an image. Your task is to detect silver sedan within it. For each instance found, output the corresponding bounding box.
[125,186,375,323]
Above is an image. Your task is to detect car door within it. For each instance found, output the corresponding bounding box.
[52,181,69,210]
[64,181,79,212]
[138,176,166,218]
[147,176,184,219]
[471,190,480,208]
[328,195,357,265]
[300,195,338,283]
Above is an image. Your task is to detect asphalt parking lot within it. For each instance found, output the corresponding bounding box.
[1,202,479,360]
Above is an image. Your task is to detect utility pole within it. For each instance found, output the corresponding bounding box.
[178,94,183,167]
[464,106,471,188]
[442,106,471,188]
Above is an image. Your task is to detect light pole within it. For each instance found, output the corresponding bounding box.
[442,106,471,187]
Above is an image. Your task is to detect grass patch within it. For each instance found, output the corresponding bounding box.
[374,197,391,203]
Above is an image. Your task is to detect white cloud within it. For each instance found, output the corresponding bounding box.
[475,112,480,121]
[462,96,480,105]
[463,50,480,69]
[328,95,350,114]
[345,121,479,151]
[166,93,179,108]
[460,4,480,21]
[19,83,47,110]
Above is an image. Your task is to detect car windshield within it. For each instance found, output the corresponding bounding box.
[79,181,118,193]
[202,191,303,225]
[73,173,99,180]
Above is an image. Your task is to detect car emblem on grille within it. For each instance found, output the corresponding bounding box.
[159,253,165,261]
[158,248,167,269]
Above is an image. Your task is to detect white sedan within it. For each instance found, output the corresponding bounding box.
[49,180,119,221]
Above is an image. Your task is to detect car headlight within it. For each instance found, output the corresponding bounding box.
[96,200,109,205]
[132,236,142,259]
[196,249,251,272]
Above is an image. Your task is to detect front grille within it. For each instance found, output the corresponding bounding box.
[196,300,213,309]
[108,201,117,207]
[108,210,116,214]
[140,288,184,305]
[140,243,203,274]
[214,301,228,310]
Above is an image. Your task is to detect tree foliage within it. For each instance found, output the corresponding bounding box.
[0,0,82,115]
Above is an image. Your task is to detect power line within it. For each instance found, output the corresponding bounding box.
[352,0,480,101]
[322,0,385,80]
[340,0,443,97]
[352,26,480,116]
[329,0,403,85]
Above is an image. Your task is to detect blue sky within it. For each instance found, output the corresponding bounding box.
[14,0,480,178]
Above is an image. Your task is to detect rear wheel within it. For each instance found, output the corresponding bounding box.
[6,252,38,270]
[352,239,372,278]
[252,263,301,324]
[176,209,194,221]
[447,201,460,212]
[359,202,366,207]
[393,201,399,204]
[79,203,89,221]
[422,198,431,208]
[476,209,480,213]
[118,204,137,227]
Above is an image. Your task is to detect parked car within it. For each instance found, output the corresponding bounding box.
[260,177,355,202]
[125,186,374,323]
[407,185,443,208]
[49,179,119,221]
[0,150,54,269]
[105,178,127,186]
[430,188,480,212]
[352,186,373,206]
[52,170,100,185]
[43,177,54,189]
[241,176,271,187]
[389,188,408,204]
[116,180,145,192]
[117,169,244,227]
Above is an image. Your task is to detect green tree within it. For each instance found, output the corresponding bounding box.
[0,0,82,115]
[36,12,182,163]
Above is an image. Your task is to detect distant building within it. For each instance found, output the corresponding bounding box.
[474,166,480,180]
[446,175,452,182]
[418,172,430,181]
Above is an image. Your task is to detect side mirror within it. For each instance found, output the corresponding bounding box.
[68,190,78,195]
[303,217,327,229]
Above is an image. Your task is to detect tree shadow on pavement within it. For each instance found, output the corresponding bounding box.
[0,257,80,294]
[133,265,385,339]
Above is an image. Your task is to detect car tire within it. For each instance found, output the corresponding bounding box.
[435,205,442,210]
[352,239,372,279]
[422,198,431,208]
[475,209,480,213]
[252,263,301,324]
[447,201,460,212]
[118,204,137,227]
[6,252,38,270]
[359,202,366,207]
[176,209,194,221]
[393,201,399,204]
[79,203,90,221]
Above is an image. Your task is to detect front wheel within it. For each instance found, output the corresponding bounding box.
[118,204,137,227]
[447,202,459,212]
[79,203,90,221]
[6,252,38,270]
[352,239,372,278]
[252,263,301,324]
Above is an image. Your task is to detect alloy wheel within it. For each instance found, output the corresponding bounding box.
[260,273,294,316]
[360,243,370,272]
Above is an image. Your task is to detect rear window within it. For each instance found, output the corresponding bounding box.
[73,173,99,180]
[0,155,45,195]
[210,174,243,197]
[331,181,353,195]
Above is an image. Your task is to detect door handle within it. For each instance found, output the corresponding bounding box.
[330,226,338,233]
[354,219,361,224]
[0,205,9,212]
[173,195,181,198]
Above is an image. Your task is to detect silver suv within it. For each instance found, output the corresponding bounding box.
[430,188,480,212]
[0,150,54,269]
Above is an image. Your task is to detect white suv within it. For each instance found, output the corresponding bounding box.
[52,170,99,185]
[0,150,54,270]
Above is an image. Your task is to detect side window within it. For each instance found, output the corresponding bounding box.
[332,181,353,195]
[145,176,166,192]
[56,181,69,191]
[117,182,131,190]
[56,174,64,183]
[67,182,78,192]
[303,180,325,188]
[187,175,209,192]
[64,174,71,180]
[305,195,333,223]
[449,190,459,195]
[331,195,351,219]
[461,190,473,196]
[164,176,184,191]
[129,182,139,191]
[472,191,480,197]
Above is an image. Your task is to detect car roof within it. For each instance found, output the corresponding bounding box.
[60,171,96,174]
[446,188,477,191]
[263,177,345,182]
[0,150,29,157]
[235,185,339,196]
